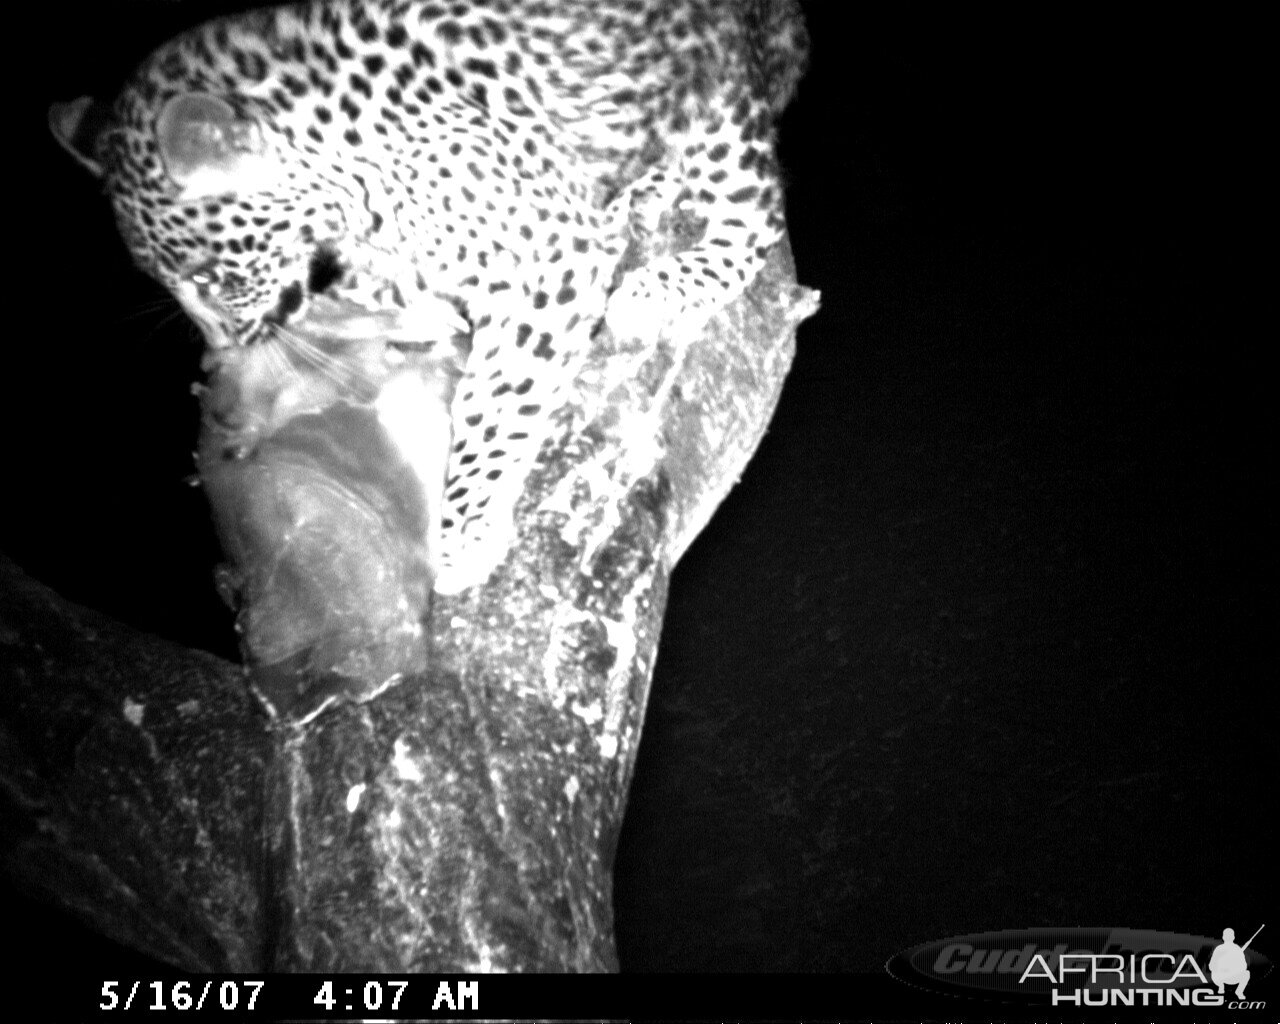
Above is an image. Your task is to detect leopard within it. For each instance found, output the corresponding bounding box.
[50,0,809,595]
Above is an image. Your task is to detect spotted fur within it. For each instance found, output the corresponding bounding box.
[53,0,807,593]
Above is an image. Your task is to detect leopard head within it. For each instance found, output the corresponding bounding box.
[51,86,353,350]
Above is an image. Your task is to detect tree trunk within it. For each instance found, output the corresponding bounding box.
[1,220,817,969]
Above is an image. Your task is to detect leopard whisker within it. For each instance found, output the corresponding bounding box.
[270,323,361,391]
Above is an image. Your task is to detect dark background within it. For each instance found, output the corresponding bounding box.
[3,0,1270,979]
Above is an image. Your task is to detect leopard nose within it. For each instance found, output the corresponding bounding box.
[280,280,305,316]
[263,280,306,328]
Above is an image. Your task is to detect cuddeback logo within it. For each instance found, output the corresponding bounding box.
[887,925,1271,1009]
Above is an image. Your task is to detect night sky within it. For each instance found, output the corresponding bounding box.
[3,0,1269,986]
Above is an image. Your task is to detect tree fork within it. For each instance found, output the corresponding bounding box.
[1,213,817,970]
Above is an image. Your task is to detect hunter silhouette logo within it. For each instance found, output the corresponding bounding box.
[888,925,1271,1009]
[1211,925,1264,999]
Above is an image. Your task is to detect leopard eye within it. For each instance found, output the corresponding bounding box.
[185,259,219,288]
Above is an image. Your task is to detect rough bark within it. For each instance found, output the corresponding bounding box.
[1,214,817,970]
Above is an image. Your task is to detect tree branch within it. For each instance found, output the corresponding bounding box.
[2,221,817,969]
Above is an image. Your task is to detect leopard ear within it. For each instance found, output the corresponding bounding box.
[49,96,113,177]
[156,92,280,198]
